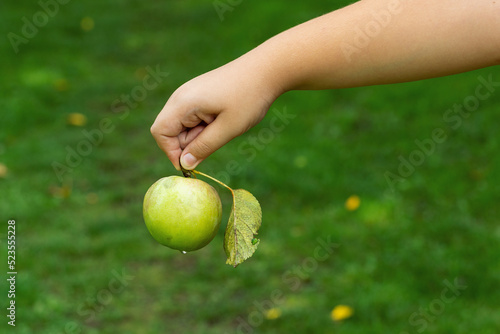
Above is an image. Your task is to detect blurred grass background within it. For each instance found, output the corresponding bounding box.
[1,1,500,333]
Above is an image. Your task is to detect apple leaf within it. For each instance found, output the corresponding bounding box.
[190,170,263,267]
[224,189,262,267]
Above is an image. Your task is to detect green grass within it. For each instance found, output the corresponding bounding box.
[1,1,500,333]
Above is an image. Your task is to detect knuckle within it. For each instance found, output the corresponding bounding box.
[171,84,196,105]
[150,124,159,136]
[192,140,212,157]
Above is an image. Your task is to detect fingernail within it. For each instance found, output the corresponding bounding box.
[181,153,198,170]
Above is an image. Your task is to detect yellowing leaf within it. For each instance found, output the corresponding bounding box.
[53,78,69,91]
[49,184,72,199]
[81,17,95,31]
[331,305,354,321]
[265,308,282,320]
[0,163,8,178]
[191,170,264,267]
[67,113,87,127]
[345,195,360,211]
[224,189,262,267]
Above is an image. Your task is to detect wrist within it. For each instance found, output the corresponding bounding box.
[240,30,316,94]
[229,44,290,104]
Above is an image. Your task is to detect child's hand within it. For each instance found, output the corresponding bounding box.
[151,58,282,170]
[152,0,499,171]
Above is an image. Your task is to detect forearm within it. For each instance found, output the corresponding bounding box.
[239,0,499,94]
[152,0,499,170]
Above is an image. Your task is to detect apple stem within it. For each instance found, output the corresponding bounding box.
[180,157,195,178]
[182,170,193,178]
[192,170,233,194]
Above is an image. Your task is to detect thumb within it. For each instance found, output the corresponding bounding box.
[180,115,242,170]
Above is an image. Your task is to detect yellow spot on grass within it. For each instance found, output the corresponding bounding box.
[265,308,282,320]
[134,67,148,80]
[49,185,72,199]
[293,155,308,169]
[331,305,353,321]
[345,195,360,211]
[0,163,8,178]
[53,78,69,91]
[67,113,87,127]
[81,17,94,31]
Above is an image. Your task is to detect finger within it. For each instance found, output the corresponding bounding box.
[151,96,217,169]
[151,102,205,170]
[179,124,206,150]
[152,131,183,170]
[180,114,244,170]
[150,106,186,170]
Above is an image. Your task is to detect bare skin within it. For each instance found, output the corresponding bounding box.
[151,0,500,170]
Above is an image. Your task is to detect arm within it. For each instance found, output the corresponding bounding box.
[151,0,500,170]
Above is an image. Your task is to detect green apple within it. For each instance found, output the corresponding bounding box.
[143,176,222,252]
